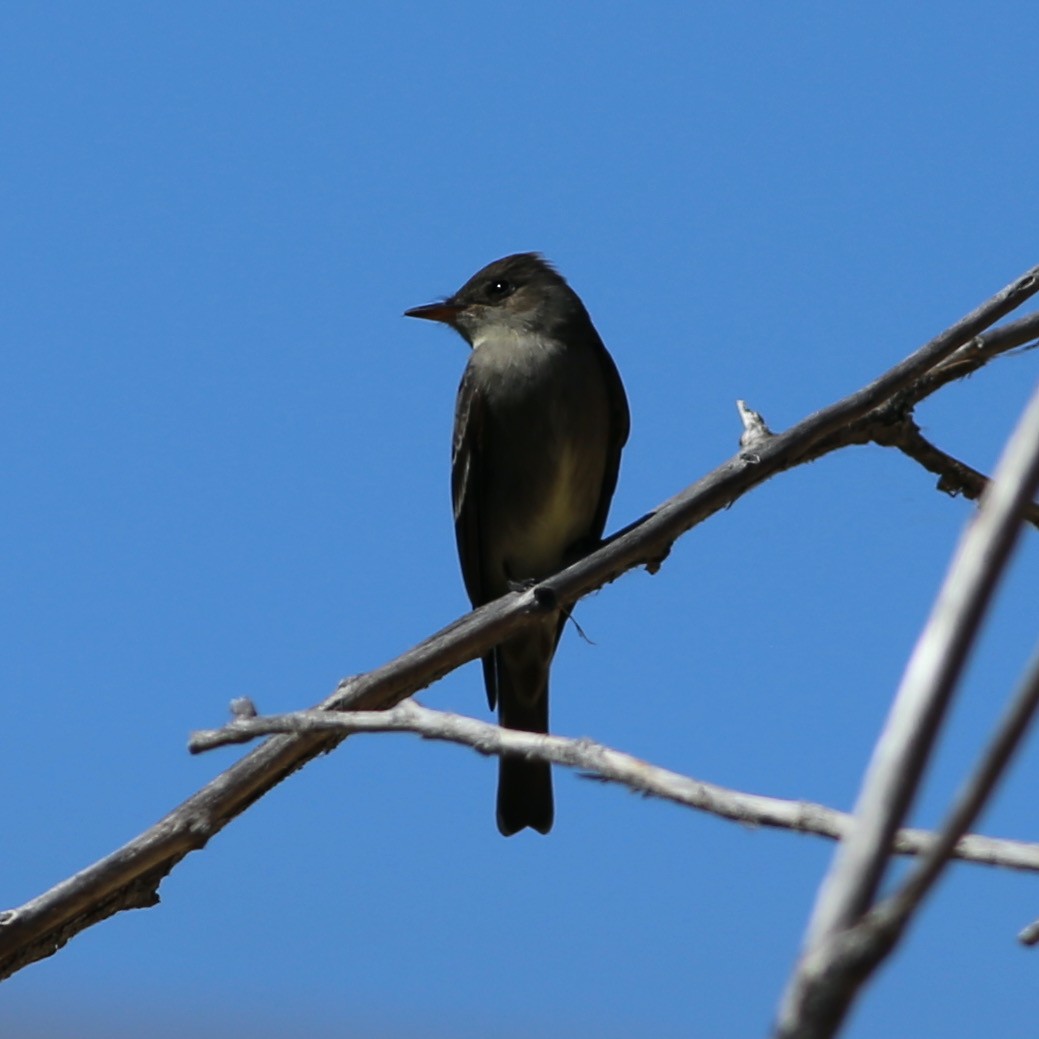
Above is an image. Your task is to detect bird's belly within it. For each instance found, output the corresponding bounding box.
[472,335,612,587]
[497,439,603,580]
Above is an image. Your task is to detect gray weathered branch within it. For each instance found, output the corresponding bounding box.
[190,699,1039,872]
[776,378,1039,1039]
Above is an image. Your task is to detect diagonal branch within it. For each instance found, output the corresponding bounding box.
[776,378,1039,1039]
[189,700,1039,873]
[770,644,1039,1038]
[876,639,1039,926]
[1,266,1037,984]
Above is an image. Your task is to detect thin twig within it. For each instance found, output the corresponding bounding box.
[906,310,1039,405]
[878,419,1039,530]
[190,701,1039,873]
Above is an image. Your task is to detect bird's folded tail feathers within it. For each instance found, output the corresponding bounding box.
[495,666,553,836]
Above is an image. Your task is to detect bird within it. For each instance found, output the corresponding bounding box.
[405,253,629,835]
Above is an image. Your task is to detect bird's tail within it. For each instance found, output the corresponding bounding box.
[496,665,553,836]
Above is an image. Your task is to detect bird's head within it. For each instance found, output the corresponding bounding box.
[405,253,585,346]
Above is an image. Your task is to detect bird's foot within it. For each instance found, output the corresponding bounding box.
[507,577,559,613]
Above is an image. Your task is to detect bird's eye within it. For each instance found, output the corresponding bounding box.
[484,279,513,301]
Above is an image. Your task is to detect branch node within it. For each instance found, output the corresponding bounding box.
[644,544,672,575]
[230,697,258,720]
[736,399,774,453]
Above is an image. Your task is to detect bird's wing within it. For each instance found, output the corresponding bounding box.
[589,334,631,542]
[452,366,498,709]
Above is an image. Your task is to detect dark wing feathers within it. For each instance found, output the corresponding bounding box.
[588,331,630,544]
[451,367,498,710]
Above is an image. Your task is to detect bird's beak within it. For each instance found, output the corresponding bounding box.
[404,301,463,325]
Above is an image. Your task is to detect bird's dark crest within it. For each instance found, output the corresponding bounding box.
[458,252,568,294]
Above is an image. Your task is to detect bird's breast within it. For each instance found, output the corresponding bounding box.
[468,334,610,583]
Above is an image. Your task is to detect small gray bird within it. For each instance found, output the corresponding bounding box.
[405,253,629,835]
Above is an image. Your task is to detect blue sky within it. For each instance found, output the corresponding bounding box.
[3,3,1038,1036]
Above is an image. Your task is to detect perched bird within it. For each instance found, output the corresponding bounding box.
[405,253,629,835]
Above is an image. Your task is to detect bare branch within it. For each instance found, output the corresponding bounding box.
[875,641,1039,922]
[878,419,1039,530]
[773,642,1039,1033]
[905,309,1039,405]
[190,700,1039,873]
[2,266,1037,984]
[777,380,1039,1039]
